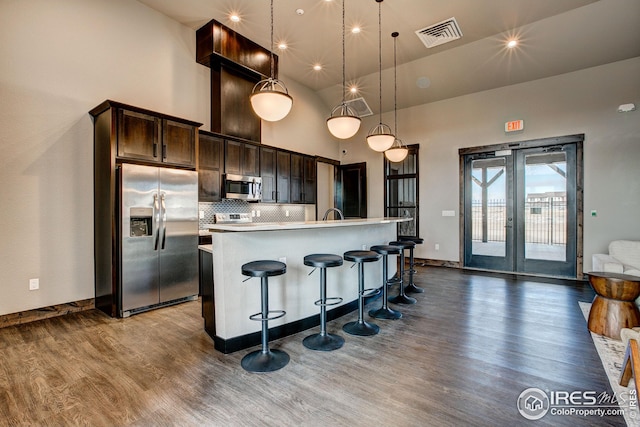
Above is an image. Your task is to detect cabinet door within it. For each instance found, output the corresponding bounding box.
[243,144,260,177]
[117,109,160,161]
[225,140,243,175]
[276,151,291,203]
[290,153,304,203]
[199,134,224,202]
[260,147,277,203]
[162,119,197,167]
[303,156,317,204]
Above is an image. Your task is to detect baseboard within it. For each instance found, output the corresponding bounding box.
[0,298,95,329]
[414,257,461,268]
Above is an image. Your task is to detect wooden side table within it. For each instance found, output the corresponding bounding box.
[588,272,640,340]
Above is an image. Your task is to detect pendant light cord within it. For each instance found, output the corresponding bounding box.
[269,0,275,80]
[341,0,346,104]
[393,32,398,136]
[377,0,383,124]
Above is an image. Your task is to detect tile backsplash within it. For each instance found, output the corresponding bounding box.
[199,200,312,229]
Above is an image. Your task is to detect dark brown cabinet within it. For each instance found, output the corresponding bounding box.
[225,140,259,177]
[198,132,224,202]
[116,107,197,168]
[260,147,291,203]
[291,154,316,204]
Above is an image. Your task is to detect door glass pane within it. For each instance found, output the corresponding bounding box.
[524,152,567,261]
[471,158,506,257]
[387,177,416,236]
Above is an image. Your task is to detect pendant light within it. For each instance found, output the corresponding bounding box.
[326,0,361,139]
[385,32,409,163]
[366,0,394,152]
[250,0,293,122]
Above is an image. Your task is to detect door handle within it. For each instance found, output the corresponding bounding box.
[160,193,167,250]
[153,193,160,250]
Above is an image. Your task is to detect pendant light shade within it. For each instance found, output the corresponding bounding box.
[384,31,408,162]
[250,0,292,122]
[327,0,361,139]
[327,104,361,139]
[367,0,394,152]
[250,79,293,122]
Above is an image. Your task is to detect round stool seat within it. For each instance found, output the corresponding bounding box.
[389,240,416,250]
[371,244,401,256]
[242,260,286,278]
[344,250,380,263]
[304,254,343,268]
[403,237,424,245]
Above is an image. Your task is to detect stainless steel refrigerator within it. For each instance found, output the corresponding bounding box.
[119,163,198,317]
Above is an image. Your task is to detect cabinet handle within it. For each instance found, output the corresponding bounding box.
[153,143,158,158]
[162,143,167,160]
[272,191,276,200]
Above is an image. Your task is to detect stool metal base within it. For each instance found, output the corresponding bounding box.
[369,306,402,320]
[343,320,380,336]
[303,333,345,351]
[241,349,290,373]
[389,294,417,305]
[405,283,425,293]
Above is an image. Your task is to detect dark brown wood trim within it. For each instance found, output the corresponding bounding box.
[0,298,95,329]
[458,134,585,156]
[415,258,461,269]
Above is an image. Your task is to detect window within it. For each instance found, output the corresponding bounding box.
[384,144,419,238]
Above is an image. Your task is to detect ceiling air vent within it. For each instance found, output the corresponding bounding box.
[344,97,373,118]
[415,17,463,49]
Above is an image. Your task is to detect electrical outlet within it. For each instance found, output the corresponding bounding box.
[256,210,261,217]
[251,210,256,217]
[285,210,290,217]
[199,210,204,219]
[29,278,39,291]
[361,244,367,250]
[278,257,286,264]
[435,244,440,251]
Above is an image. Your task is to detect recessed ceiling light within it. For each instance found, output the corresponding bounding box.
[278,42,287,50]
[313,64,322,71]
[350,86,358,94]
[351,26,361,34]
[507,39,518,48]
[296,8,304,15]
[229,13,240,23]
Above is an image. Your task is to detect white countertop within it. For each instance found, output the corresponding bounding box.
[203,217,410,232]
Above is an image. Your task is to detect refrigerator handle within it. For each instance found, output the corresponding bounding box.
[160,193,167,250]
[153,193,160,250]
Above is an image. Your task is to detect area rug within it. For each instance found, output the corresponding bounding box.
[579,301,639,426]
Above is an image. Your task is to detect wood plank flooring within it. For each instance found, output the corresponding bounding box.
[0,267,625,426]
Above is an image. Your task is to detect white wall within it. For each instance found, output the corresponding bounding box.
[342,57,640,271]
[0,0,337,316]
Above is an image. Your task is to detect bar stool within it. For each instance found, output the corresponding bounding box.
[343,250,381,336]
[303,254,345,351]
[388,241,417,305]
[402,237,424,294]
[369,245,402,320]
[240,260,289,373]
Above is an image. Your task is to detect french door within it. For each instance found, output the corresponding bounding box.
[462,135,582,278]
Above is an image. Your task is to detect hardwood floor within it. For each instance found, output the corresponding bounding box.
[0,267,625,426]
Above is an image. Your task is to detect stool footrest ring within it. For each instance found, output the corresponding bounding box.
[249,309,286,322]
[314,296,343,307]
[361,288,381,298]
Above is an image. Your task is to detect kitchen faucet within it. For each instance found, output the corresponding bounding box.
[322,208,344,221]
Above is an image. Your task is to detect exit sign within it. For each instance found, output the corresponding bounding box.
[505,119,524,132]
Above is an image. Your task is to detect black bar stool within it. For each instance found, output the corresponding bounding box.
[402,237,424,294]
[240,260,289,373]
[343,250,381,336]
[369,245,403,320]
[303,254,345,351]
[388,241,417,305]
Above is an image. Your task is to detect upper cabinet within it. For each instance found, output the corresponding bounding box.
[225,140,259,177]
[198,131,224,202]
[91,100,201,169]
[290,153,316,204]
[260,147,290,203]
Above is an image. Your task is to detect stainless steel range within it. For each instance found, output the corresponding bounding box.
[214,212,252,224]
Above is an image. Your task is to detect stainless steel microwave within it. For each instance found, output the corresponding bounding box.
[223,174,262,201]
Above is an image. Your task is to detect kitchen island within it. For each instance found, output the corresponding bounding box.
[201,217,409,353]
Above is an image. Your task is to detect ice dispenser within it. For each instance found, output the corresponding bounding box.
[129,207,153,237]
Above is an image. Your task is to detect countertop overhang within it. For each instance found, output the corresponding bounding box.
[204,217,410,232]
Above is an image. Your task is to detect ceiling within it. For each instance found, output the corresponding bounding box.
[136,0,640,115]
